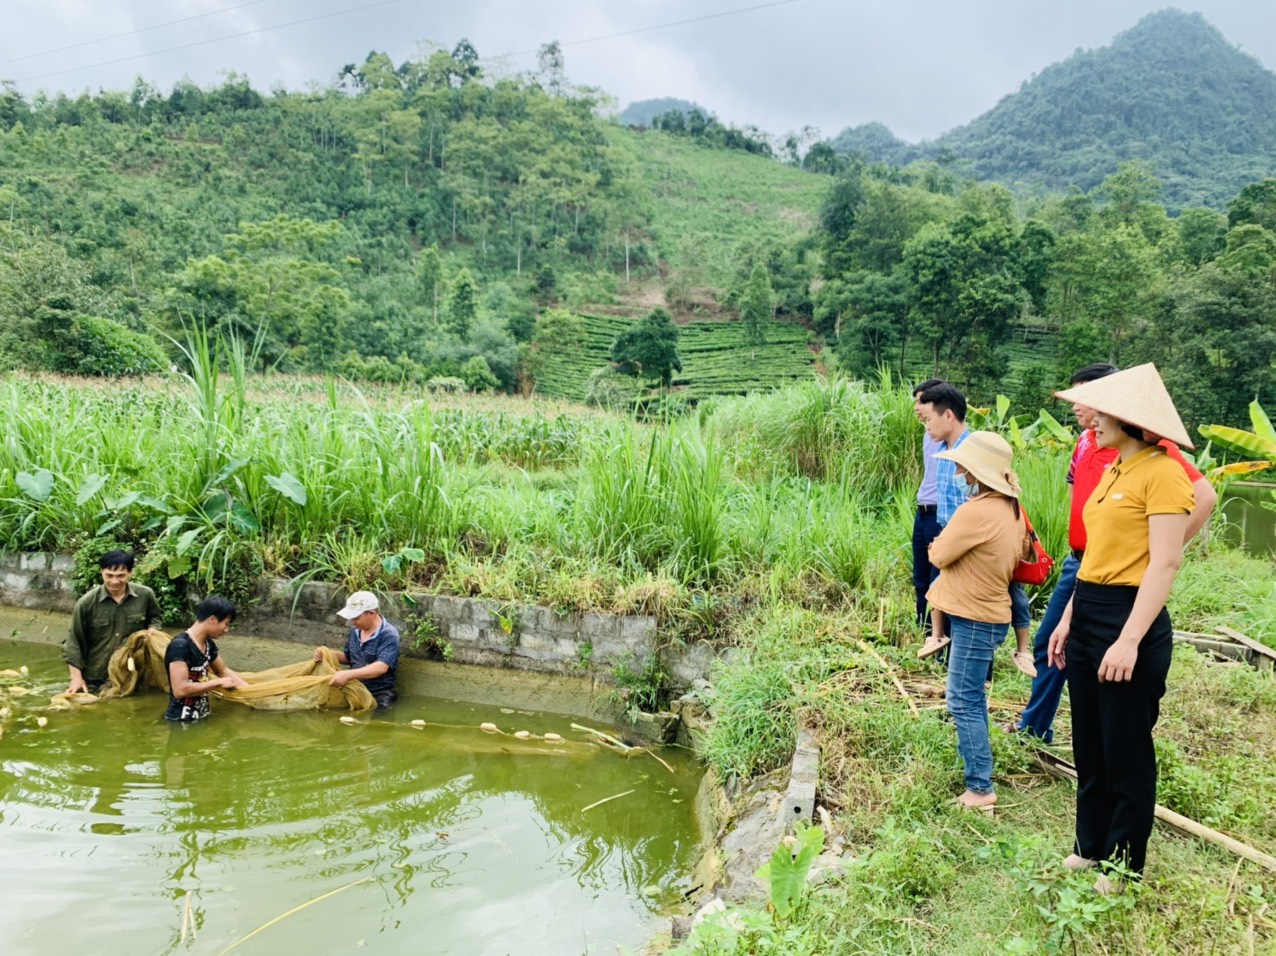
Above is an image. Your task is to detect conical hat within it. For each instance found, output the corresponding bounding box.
[1054,363,1192,448]
[934,431,1021,498]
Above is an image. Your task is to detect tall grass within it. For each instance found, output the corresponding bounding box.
[1,367,1271,643]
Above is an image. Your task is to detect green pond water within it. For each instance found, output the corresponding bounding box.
[0,637,702,956]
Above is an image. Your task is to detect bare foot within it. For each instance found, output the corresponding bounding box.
[1064,853,1096,871]
[1093,874,1123,895]
[956,790,997,812]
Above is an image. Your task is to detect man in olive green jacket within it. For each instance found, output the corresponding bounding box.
[64,550,163,693]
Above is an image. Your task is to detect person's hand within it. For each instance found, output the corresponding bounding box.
[312,647,326,663]
[206,676,231,691]
[66,675,89,695]
[329,672,351,688]
[1047,623,1069,670]
[223,673,250,691]
[1098,639,1139,682]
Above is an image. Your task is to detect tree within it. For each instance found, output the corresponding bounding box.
[416,245,443,325]
[1227,179,1276,232]
[611,308,682,388]
[818,270,909,378]
[446,267,479,340]
[739,263,774,347]
[168,215,350,370]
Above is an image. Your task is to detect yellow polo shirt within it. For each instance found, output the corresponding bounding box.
[1078,446,1194,587]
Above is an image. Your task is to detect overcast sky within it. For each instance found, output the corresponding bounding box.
[4,1,1274,142]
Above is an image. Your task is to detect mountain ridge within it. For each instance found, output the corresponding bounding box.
[829,8,1276,208]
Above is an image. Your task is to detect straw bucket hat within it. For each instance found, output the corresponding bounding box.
[934,431,1020,498]
[1053,363,1192,448]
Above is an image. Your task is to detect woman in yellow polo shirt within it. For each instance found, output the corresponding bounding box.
[1047,364,1195,887]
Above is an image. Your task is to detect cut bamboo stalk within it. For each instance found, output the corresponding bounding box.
[570,722,632,751]
[1031,751,1276,874]
[857,639,920,718]
[581,789,635,813]
[215,876,370,956]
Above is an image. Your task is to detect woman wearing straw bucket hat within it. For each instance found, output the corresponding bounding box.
[1046,364,1196,890]
[925,430,1032,812]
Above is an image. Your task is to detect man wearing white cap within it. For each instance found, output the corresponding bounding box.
[313,591,401,708]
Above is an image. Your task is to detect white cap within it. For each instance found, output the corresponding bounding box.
[337,590,379,619]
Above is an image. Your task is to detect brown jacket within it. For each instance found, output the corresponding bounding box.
[926,492,1030,624]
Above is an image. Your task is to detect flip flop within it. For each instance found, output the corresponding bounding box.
[917,636,951,660]
[1012,651,1037,678]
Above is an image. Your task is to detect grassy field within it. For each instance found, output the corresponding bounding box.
[532,313,817,402]
[609,127,828,291]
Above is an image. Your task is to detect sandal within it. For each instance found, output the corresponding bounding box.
[917,635,951,660]
[1012,651,1037,678]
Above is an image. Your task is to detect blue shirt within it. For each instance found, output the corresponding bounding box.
[918,434,942,505]
[343,618,401,696]
[935,428,970,528]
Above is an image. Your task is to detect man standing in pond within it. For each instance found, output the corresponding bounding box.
[314,591,401,708]
[64,549,163,694]
[164,595,249,722]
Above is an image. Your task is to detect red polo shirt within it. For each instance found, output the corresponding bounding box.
[1067,431,1202,552]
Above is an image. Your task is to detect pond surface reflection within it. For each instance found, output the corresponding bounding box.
[0,639,700,956]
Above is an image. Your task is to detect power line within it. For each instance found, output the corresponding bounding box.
[502,0,801,57]
[13,0,410,84]
[0,0,280,67]
[12,0,800,87]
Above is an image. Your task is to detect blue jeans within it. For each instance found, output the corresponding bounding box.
[1009,581,1030,630]
[947,614,1008,795]
[1015,553,1080,742]
[912,507,941,628]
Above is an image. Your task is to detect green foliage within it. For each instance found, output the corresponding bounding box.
[738,263,773,347]
[400,607,452,660]
[754,823,825,919]
[611,308,683,387]
[36,309,170,377]
[611,650,670,717]
[446,267,479,341]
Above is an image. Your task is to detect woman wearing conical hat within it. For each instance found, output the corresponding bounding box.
[1047,364,1196,889]
[926,431,1031,812]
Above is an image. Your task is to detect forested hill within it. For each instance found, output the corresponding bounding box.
[830,9,1276,209]
[0,47,825,395]
[618,98,709,127]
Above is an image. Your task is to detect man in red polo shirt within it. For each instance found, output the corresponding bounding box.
[1008,363,1217,742]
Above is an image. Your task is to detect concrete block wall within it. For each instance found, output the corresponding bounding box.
[1,552,716,688]
[0,552,78,612]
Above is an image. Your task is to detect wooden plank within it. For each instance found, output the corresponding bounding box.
[1215,625,1276,669]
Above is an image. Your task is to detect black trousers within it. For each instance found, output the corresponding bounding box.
[1066,581,1172,874]
[912,506,941,629]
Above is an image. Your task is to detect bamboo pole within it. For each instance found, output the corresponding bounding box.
[581,789,635,813]
[856,639,920,718]
[215,877,370,956]
[1031,750,1276,874]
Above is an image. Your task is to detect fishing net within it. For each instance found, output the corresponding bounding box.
[56,629,376,712]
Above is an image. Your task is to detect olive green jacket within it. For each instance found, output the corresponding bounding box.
[64,583,163,683]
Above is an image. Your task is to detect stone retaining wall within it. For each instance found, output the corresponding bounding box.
[0,552,718,689]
